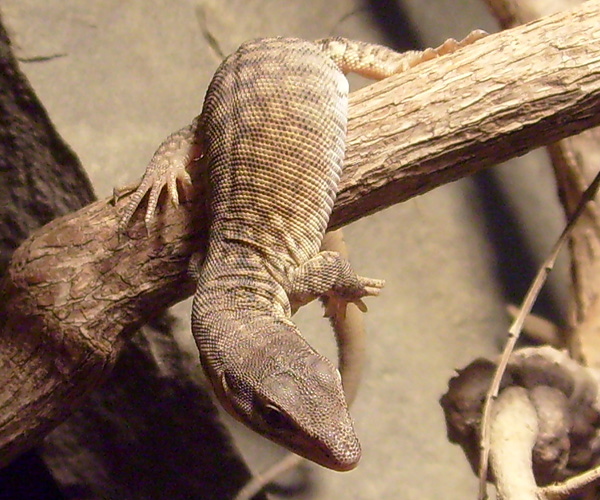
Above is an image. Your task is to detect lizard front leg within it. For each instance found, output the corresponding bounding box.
[117,118,201,232]
[287,247,384,314]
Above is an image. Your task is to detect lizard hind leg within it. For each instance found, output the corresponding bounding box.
[316,29,487,80]
[117,121,200,233]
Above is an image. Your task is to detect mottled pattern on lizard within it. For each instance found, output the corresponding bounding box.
[118,32,486,471]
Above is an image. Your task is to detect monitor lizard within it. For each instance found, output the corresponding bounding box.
[117,33,486,473]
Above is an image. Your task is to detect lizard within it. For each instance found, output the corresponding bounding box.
[117,33,487,472]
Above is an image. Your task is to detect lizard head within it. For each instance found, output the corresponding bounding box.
[204,316,361,471]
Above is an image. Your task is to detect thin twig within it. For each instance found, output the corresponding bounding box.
[478,168,600,500]
[235,453,303,500]
[540,463,600,499]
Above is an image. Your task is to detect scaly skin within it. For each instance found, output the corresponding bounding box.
[191,38,378,470]
[118,33,486,471]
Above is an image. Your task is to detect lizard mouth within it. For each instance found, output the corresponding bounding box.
[263,423,362,471]
[292,436,361,471]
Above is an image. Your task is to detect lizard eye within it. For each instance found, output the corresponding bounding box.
[262,404,294,432]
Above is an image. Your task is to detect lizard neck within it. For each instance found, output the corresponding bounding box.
[199,236,295,307]
[191,238,291,365]
[189,219,360,472]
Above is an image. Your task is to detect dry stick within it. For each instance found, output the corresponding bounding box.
[477,168,600,500]
[235,454,303,500]
[505,304,563,347]
[539,464,600,499]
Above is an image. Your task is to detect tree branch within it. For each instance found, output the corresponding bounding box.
[334,0,600,227]
[1,0,600,465]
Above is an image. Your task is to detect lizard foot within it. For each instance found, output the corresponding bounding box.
[326,275,385,315]
[356,275,385,297]
[288,251,385,312]
[117,123,199,234]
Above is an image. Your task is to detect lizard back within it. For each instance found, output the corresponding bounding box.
[198,37,349,265]
[117,30,486,476]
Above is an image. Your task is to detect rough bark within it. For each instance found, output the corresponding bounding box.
[484,0,600,368]
[1,0,600,474]
[0,10,96,496]
[0,11,259,499]
[441,0,600,498]
[334,0,600,227]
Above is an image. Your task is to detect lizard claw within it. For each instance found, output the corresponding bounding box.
[324,297,367,316]
[116,164,192,235]
[353,299,368,313]
[141,163,193,227]
[116,123,199,235]
[357,276,385,297]
[167,166,193,208]
[343,276,384,312]
[323,277,382,318]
